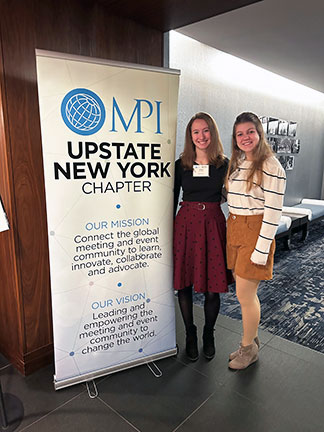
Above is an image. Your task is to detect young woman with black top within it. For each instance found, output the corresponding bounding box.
[173,112,233,361]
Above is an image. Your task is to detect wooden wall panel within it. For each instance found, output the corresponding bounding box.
[89,5,163,65]
[0,0,163,374]
[34,0,163,65]
[0,29,24,370]
[0,0,53,374]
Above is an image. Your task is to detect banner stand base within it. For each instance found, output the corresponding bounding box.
[84,360,164,400]
[86,380,98,399]
[146,361,162,378]
[84,360,163,399]
[54,347,177,390]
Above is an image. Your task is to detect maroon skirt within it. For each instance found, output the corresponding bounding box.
[173,201,232,293]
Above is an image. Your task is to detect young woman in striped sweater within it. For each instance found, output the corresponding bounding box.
[225,112,286,370]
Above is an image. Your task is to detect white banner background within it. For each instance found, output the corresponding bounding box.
[36,51,179,389]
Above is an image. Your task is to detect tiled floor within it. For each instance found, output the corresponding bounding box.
[1,305,323,432]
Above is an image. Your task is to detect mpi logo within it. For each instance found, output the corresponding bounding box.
[61,88,106,136]
[61,88,162,136]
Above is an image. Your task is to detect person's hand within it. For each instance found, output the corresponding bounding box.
[250,260,266,267]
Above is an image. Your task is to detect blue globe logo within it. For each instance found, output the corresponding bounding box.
[61,88,106,135]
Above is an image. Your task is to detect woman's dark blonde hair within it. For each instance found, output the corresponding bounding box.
[225,112,273,191]
[180,112,225,170]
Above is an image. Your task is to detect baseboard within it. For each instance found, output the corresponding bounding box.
[3,343,54,376]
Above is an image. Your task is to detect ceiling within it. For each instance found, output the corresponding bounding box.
[177,0,324,94]
[96,0,324,94]
[97,0,261,32]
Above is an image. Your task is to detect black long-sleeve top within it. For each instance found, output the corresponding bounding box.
[174,158,229,216]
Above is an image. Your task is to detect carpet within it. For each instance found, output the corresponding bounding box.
[193,219,324,354]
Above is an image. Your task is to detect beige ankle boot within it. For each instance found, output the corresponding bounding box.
[229,336,260,361]
[228,341,259,370]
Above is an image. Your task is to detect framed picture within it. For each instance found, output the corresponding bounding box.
[276,137,291,153]
[288,121,297,137]
[278,155,287,170]
[268,117,279,135]
[285,155,295,170]
[260,116,268,133]
[291,139,300,154]
[268,137,277,153]
[278,155,295,171]
[278,119,289,136]
[275,137,282,149]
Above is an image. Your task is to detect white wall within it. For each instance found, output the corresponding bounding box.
[170,32,324,205]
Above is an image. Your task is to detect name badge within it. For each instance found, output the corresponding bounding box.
[193,164,209,177]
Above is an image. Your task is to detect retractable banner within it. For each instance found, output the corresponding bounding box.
[35,51,179,389]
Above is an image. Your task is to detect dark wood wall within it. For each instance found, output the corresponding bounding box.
[0,0,163,375]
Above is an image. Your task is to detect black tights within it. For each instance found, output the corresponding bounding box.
[178,285,220,331]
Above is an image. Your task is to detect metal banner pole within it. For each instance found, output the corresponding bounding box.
[0,380,8,429]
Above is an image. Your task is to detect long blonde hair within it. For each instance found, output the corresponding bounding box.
[225,112,273,191]
[180,112,225,170]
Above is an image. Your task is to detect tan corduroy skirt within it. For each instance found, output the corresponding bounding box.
[226,213,275,280]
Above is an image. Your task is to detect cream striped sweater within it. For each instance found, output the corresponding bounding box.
[227,156,286,265]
